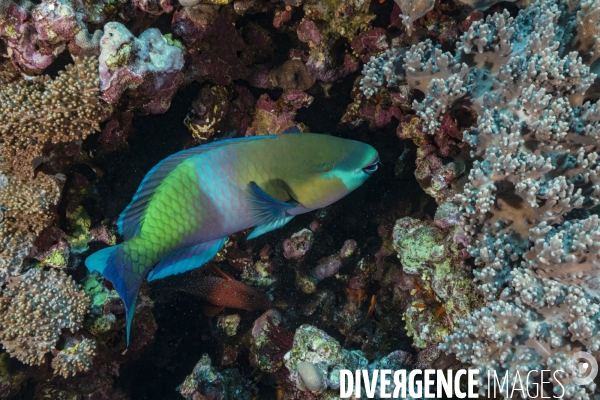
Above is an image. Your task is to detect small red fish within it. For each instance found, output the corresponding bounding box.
[184,267,272,316]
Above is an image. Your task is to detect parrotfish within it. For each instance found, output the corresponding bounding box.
[86,133,379,343]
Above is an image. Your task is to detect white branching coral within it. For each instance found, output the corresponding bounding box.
[362,0,600,398]
[393,0,434,36]
[361,1,596,132]
[0,268,90,366]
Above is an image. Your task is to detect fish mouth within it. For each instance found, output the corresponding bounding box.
[362,154,380,175]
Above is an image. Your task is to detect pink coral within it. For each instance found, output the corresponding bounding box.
[133,0,175,15]
[0,2,54,73]
[297,20,323,46]
[350,28,389,63]
[246,90,313,135]
[343,84,409,129]
[283,229,314,260]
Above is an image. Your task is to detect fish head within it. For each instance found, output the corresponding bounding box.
[284,135,379,209]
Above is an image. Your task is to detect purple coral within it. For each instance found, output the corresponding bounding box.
[283,229,314,260]
[133,0,175,15]
[0,2,54,73]
[297,20,323,46]
[312,239,357,281]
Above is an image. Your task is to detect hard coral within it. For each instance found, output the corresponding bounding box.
[0,165,62,284]
[99,22,185,114]
[51,336,97,378]
[269,59,315,91]
[178,353,255,400]
[392,216,478,349]
[0,1,54,74]
[246,90,313,135]
[283,228,314,260]
[184,84,230,140]
[0,268,89,366]
[282,325,415,398]
[0,56,102,177]
[296,361,324,392]
[33,0,103,57]
[133,0,175,15]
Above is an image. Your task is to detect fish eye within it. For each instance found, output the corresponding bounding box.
[322,163,334,172]
[362,155,380,175]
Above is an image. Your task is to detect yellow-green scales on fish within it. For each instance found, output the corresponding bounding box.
[86,133,379,343]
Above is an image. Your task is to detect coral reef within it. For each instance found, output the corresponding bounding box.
[51,336,97,378]
[0,268,89,365]
[283,228,315,260]
[246,90,313,135]
[392,216,478,349]
[178,353,255,399]
[99,22,185,114]
[0,56,102,175]
[0,0,109,73]
[7,0,600,396]
[184,84,230,140]
[358,0,600,397]
[0,167,63,283]
[283,324,415,398]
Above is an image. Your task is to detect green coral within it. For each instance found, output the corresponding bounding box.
[83,272,119,311]
[105,42,133,70]
[284,325,344,369]
[66,206,94,253]
[392,216,481,349]
[41,249,68,268]
[164,33,186,50]
[86,313,116,335]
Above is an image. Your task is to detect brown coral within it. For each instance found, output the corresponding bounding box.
[0,56,103,178]
[0,268,90,365]
[0,158,63,283]
[51,336,97,378]
[268,60,315,91]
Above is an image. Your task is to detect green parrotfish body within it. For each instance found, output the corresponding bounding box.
[85,133,379,343]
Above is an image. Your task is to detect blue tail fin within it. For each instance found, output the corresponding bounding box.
[85,245,144,345]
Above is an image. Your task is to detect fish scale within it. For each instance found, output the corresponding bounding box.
[85,133,378,344]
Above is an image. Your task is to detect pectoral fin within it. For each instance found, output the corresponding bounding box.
[147,238,227,281]
[248,216,294,239]
[246,181,296,239]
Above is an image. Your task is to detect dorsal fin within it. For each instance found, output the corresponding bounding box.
[117,135,276,240]
[212,265,232,281]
